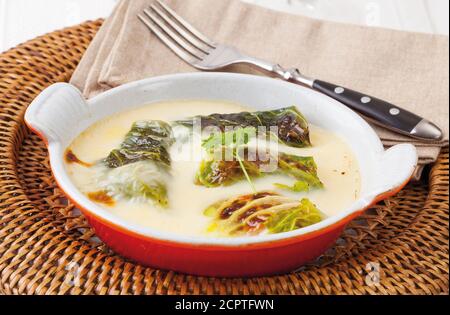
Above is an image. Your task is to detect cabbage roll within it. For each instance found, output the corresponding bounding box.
[96,121,174,207]
[176,106,311,148]
[204,192,323,236]
[105,120,173,168]
[196,147,323,192]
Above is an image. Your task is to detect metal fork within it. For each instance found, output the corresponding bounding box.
[138,0,442,141]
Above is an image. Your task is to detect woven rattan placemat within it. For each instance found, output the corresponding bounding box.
[0,21,448,295]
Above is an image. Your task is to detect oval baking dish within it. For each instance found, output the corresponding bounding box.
[25,73,417,277]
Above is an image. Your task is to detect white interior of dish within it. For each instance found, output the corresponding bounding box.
[25,73,418,246]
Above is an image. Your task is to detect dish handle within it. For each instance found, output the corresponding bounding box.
[24,83,88,144]
[369,144,418,200]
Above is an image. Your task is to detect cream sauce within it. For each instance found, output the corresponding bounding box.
[66,100,361,237]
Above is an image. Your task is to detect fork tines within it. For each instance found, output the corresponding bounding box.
[138,0,216,64]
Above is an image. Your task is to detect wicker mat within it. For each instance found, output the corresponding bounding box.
[0,20,448,295]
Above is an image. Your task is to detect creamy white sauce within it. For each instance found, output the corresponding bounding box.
[66,100,361,237]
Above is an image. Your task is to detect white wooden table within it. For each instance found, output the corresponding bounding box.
[0,0,448,53]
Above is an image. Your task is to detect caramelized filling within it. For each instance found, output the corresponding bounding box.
[239,204,272,222]
[219,192,277,220]
[220,201,247,219]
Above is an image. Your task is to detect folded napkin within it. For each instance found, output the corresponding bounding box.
[70,0,449,180]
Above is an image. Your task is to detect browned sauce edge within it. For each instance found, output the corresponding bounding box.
[65,149,93,167]
[87,191,115,207]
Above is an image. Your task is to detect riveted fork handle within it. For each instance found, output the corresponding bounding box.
[310,80,443,141]
[267,64,443,141]
[246,61,442,141]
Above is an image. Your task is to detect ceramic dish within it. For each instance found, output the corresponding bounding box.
[25,73,417,277]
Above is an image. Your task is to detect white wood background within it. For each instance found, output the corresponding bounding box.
[0,0,448,53]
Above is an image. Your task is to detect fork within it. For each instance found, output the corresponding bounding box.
[138,0,442,141]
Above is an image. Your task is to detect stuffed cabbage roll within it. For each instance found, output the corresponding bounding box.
[176,106,311,148]
[204,192,323,236]
[95,121,174,207]
[196,146,323,192]
[105,120,173,168]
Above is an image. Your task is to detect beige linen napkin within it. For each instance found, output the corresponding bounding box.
[70,0,449,180]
